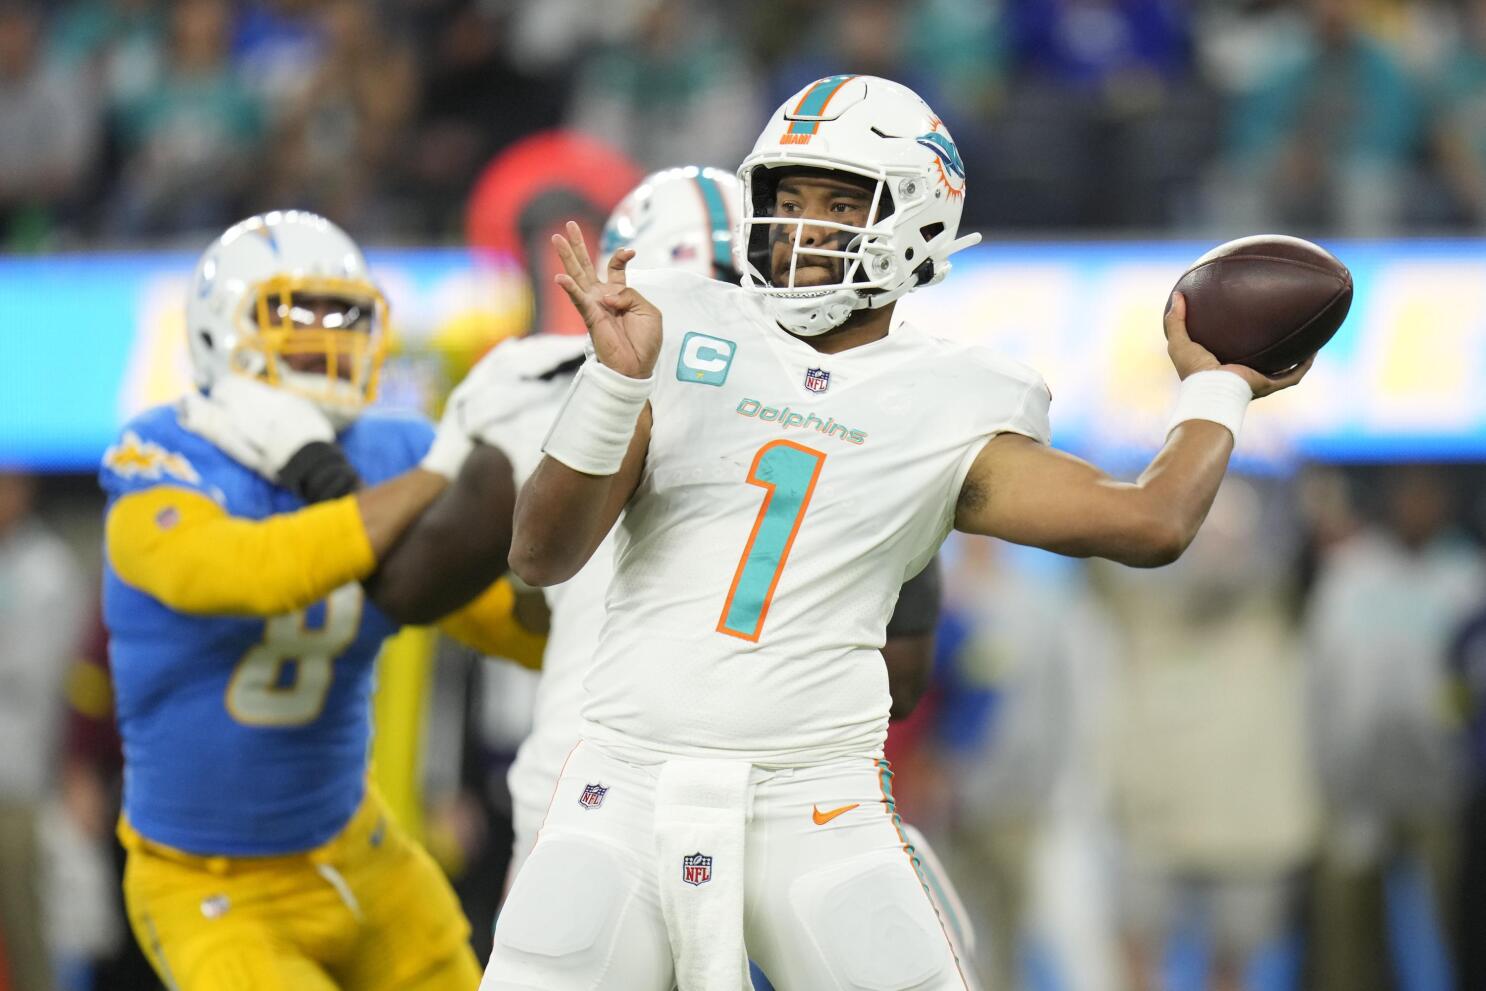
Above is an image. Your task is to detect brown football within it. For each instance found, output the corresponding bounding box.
[1171,235,1353,375]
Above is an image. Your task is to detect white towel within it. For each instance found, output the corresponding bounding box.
[653,759,752,991]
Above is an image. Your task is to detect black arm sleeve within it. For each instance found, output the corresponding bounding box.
[883,555,942,721]
[886,555,942,638]
[363,442,518,624]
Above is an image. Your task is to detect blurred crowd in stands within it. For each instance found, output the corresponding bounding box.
[9,0,1486,251]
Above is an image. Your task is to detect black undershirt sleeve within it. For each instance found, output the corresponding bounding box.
[886,555,942,638]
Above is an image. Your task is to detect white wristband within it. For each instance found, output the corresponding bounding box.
[1166,369,1253,441]
[542,358,655,475]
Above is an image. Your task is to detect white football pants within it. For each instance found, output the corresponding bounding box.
[483,741,972,990]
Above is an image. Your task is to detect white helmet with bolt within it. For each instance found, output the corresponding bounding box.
[187,210,389,428]
[737,74,980,336]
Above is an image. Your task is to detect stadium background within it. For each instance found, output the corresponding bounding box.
[4,0,1486,989]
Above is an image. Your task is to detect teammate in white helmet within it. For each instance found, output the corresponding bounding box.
[487,76,1310,990]
[499,167,744,891]
[598,165,745,283]
[101,210,546,991]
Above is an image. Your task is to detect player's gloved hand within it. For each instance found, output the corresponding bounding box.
[450,335,589,449]
[180,376,353,499]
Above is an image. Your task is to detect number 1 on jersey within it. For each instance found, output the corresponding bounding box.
[717,440,826,641]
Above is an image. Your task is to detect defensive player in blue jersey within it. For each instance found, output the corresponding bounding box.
[101,211,542,991]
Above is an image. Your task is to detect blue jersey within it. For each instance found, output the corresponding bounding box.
[101,402,433,855]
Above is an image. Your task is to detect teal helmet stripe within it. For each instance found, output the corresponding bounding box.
[787,74,857,135]
[692,174,734,275]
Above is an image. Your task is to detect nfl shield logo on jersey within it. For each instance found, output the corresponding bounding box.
[682,852,713,886]
[804,367,830,393]
[578,783,608,810]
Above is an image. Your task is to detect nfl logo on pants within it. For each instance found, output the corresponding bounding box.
[682,852,712,886]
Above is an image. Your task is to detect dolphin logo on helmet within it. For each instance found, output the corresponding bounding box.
[915,129,966,193]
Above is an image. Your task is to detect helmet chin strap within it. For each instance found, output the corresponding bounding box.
[763,289,863,337]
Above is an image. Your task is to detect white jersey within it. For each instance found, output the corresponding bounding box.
[494,336,618,824]
[580,269,1052,765]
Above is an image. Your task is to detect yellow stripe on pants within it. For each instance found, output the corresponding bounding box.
[370,626,438,841]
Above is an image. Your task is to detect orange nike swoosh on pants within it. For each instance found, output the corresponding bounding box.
[811,803,859,825]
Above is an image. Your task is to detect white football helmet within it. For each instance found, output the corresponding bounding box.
[598,165,744,282]
[187,210,389,428]
[738,75,980,336]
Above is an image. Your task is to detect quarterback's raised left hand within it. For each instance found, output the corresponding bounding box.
[180,375,335,480]
[552,221,661,380]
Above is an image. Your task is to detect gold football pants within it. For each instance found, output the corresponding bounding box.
[121,787,479,991]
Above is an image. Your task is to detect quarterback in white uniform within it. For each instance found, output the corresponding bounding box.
[488,166,970,985]
[502,164,949,878]
[485,76,1309,991]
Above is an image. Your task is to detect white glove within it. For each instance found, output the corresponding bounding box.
[450,334,589,447]
[179,376,335,480]
[420,401,475,480]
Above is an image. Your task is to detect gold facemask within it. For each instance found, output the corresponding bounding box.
[233,274,390,415]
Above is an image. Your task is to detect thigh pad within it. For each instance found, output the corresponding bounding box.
[789,851,950,991]
[494,834,630,964]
